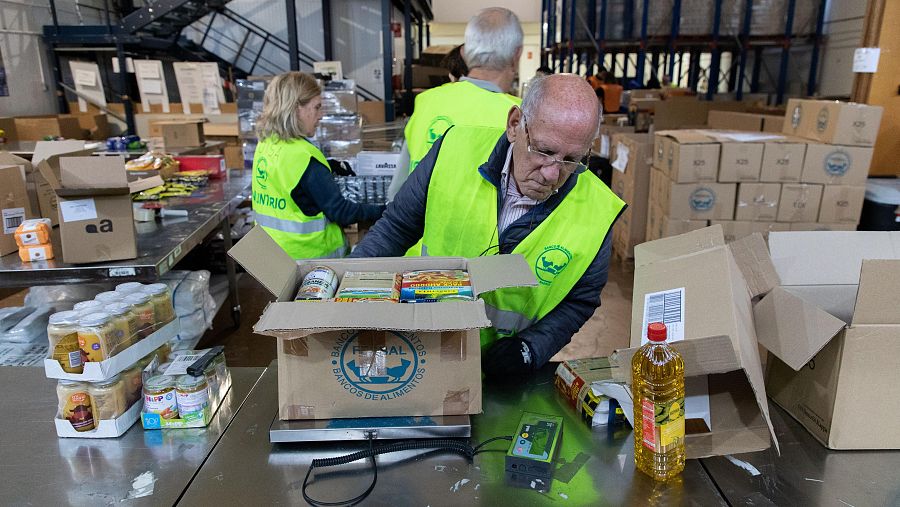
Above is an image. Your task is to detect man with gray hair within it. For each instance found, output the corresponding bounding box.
[391,6,523,198]
[353,75,625,380]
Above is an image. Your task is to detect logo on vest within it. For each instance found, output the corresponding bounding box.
[332,330,426,400]
[255,157,269,190]
[823,150,851,177]
[427,116,454,146]
[535,245,572,285]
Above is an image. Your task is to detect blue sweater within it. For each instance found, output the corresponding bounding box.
[291,158,385,226]
[351,132,617,368]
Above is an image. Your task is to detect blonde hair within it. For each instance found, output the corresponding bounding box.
[256,71,321,141]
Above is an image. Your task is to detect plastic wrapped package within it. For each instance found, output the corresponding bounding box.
[170,293,216,350]
[0,307,54,343]
[161,270,212,317]
[25,284,112,310]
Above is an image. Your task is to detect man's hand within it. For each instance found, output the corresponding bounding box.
[482,337,535,382]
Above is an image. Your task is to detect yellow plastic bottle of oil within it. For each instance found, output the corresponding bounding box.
[632,322,685,481]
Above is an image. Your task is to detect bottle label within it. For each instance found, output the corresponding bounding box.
[642,397,685,452]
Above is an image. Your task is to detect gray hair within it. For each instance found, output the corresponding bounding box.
[522,75,602,138]
[463,7,523,71]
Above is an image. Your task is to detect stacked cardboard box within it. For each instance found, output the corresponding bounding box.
[649,99,882,244]
[610,133,652,259]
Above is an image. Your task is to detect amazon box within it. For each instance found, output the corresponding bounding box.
[29,141,95,226]
[39,156,137,263]
[782,99,883,147]
[610,225,779,458]
[757,232,900,449]
[228,227,537,420]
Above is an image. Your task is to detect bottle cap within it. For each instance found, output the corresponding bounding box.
[647,322,667,342]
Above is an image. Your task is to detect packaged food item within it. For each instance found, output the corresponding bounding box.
[121,364,144,406]
[77,312,117,363]
[103,303,136,351]
[294,266,338,300]
[123,292,156,338]
[88,374,128,420]
[143,375,179,419]
[57,380,95,432]
[140,283,175,325]
[94,291,126,304]
[176,374,210,418]
[334,271,401,302]
[73,300,105,314]
[115,282,145,294]
[18,244,53,262]
[400,270,475,303]
[14,218,52,246]
[105,302,140,347]
[157,342,172,363]
[47,310,85,374]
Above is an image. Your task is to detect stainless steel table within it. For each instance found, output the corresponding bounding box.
[701,404,900,506]
[94,141,226,160]
[0,173,249,324]
[179,363,727,506]
[2,365,265,506]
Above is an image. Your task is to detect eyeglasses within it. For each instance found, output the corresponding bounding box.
[521,112,591,175]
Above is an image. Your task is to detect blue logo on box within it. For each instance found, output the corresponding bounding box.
[332,331,426,399]
[690,187,716,211]
[143,413,161,429]
[824,151,851,177]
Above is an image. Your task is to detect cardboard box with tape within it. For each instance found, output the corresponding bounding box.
[610,133,652,258]
[0,165,37,256]
[757,232,900,449]
[782,99,883,147]
[800,144,873,186]
[228,227,537,420]
[650,168,736,221]
[652,130,720,183]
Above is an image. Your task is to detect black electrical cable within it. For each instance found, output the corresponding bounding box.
[301,436,514,506]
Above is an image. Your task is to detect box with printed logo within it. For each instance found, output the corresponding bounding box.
[229,227,537,420]
[800,144,873,186]
[782,99,883,147]
[37,156,137,264]
[651,168,736,221]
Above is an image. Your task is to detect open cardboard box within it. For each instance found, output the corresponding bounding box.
[756,231,900,449]
[611,226,779,459]
[25,141,95,225]
[229,227,537,420]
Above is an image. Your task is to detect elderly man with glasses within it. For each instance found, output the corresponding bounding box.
[351,74,625,380]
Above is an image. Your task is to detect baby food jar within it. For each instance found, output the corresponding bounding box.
[176,374,210,416]
[143,375,179,420]
[57,380,95,432]
[47,310,84,374]
[77,312,116,363]
[141,283,175,326]
[115,282,145,294]
[89,374,128,420]
[94,291,126,304]
[123,292,156,339]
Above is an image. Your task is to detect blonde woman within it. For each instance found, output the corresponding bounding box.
[252,71,384,259]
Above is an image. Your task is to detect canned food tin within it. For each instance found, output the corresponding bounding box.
[294,266,338,300]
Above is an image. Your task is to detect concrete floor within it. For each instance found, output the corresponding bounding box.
[196,258,635,367]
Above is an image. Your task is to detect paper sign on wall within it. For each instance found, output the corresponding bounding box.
[135,60,170,113]
[852,48,880,73]
[314,61,344,80]
[68,61,107,112]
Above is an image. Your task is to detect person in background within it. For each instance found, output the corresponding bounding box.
[352,74,625,380]
[645,74,661,89]
[251,71,385,259]
[442,44,468,82]
[387,6,524,201]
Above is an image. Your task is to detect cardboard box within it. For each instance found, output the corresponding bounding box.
[358,100,386,125]
[707,111,784,133]
[757,232,900,449]
[228,227,537,420]
[72,113,110,140]
[154,120,206,147]
[29,141,95,226]
[735,183,781,221]
[645,203,708,241]
[651,169,736,220]
[598,125,636,158]
[800,144,873,186]
[355,151,403,177]
[613,226,778,458]
[12,115,85,140]
[818,185,865,224]
[653,130,720,183]
[0,165,37,256]
[760,140,806,182]
[610,134,653,258]
[39,156,138,264]
[782,99,884,147]
[789,222,858,232]
[203,121,239,137]
[716,138,764,183]
[777,184,823,223]
[710,220,790,243]
[224,145,243,169]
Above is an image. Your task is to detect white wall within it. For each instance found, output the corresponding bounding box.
[0,0,110,116]
[432,0,541,23]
